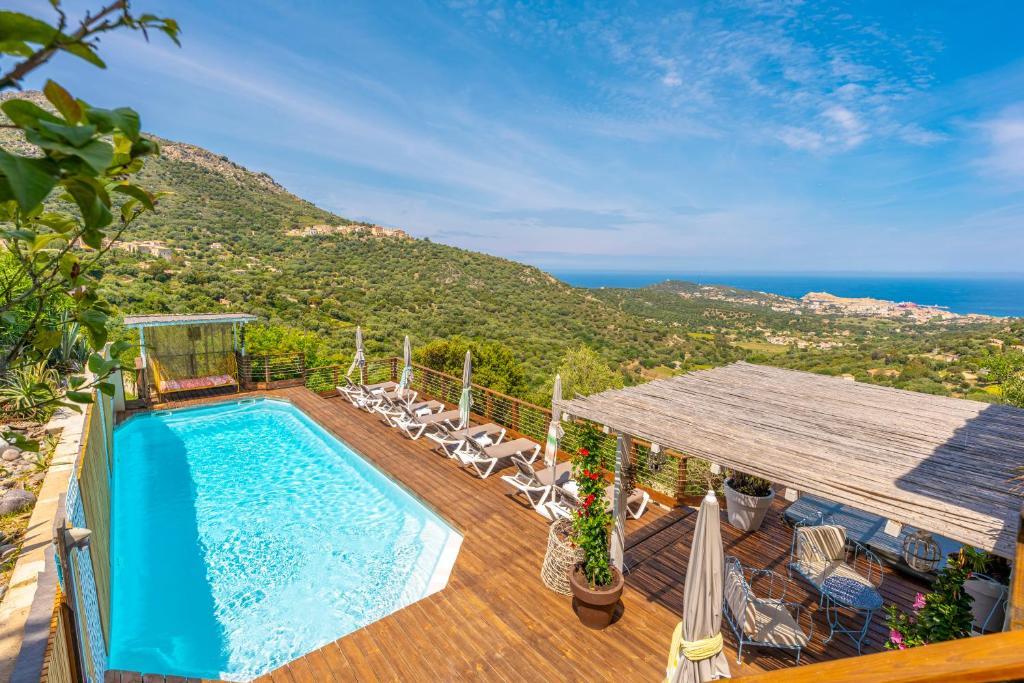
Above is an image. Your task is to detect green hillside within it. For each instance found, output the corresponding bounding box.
[98,138,701,390]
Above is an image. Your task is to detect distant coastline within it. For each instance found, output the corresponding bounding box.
[550,272,1024,318]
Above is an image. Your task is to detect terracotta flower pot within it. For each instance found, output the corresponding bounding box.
[723,478,775,532]
[569,564,624,629]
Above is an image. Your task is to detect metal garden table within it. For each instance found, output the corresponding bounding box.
[819,574,883,654]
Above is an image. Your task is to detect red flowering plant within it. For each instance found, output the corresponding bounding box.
[570,441,614,588]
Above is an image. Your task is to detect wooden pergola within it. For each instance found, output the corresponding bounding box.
[560,361,1024,681]
[559,361,1024,560]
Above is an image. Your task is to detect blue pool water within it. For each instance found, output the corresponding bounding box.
[109,399,461,681]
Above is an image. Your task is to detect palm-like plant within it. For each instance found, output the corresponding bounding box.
[50,312,89,375]
[0,362,60,419]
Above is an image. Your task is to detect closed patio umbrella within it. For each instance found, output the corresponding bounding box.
[458,350,472,429]
[672,490,731,683]
[347,325,366,385]
[399,335,413,393]
[544,374,564,467]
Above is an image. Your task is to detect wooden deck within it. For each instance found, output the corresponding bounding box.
[107,387,929,683]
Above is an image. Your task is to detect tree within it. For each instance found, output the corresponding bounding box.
[414,335,528,397]
[981,351,1024,408]
[0,2,178,447]
[557,345,622,399]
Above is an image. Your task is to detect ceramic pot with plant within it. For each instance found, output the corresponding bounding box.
[961,547,1010,633]
[723,471,774,532]
[567,445,624,629]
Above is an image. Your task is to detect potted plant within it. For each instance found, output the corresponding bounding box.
[723,470,774,532]
[885,548,975,649]
[567,445,624,629]
[961,547,1010,633]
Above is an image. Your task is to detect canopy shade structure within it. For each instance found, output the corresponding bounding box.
[559,361,1024,559]
[122,313,257,328]
[124,313,256,399]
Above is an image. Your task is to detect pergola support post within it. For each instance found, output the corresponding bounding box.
[138,326,147,368]
[1008,504,1024,631]
[610,432,631,574]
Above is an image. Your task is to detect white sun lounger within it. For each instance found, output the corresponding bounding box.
[500,455,573,514]
[394,407,461,440]
[456,436,540,479]
[425,422,507,457]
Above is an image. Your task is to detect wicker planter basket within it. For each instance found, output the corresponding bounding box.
[541,518,583,595]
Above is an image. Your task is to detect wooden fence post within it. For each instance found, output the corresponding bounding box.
[675,455,688,506]
[263,355,271,385]
[390,357,398,382]
[52,505,84,683]
[298,353,306,383]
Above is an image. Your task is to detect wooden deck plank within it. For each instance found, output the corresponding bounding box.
[119,388,930,682]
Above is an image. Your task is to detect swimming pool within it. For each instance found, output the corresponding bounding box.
[109,398,461,680]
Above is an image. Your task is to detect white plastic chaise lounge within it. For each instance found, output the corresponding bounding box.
[426,422,506,457]
[393,406,462,440]
[456,435,540,479]
[336,378,397,408]
[355,382,403,412]
[500,455,572,514]
[543,480,651,520]
[373,391,442,424]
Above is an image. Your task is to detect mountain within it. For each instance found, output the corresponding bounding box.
[2,90,1020,401]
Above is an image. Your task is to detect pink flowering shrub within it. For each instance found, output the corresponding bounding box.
[884,550,975,649]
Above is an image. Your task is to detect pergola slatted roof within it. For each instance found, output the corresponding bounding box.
[122,313,257,328]
[559,361,1024,559]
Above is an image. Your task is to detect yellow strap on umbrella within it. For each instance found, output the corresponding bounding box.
[664,621,724,682]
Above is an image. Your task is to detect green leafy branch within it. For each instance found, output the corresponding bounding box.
[0,2,178,447]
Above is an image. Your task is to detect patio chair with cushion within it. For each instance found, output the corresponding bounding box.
[723,555,813,664]
[788,522,883,653]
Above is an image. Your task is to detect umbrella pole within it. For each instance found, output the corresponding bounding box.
[610,432,631,574]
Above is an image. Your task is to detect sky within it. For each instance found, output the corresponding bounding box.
[14,0,1024,273]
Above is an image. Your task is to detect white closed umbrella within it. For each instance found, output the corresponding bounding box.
[347,325,366,385]
[673,491,731,683]
[399,335,413,393]
[544,374,564,467]
[458,350,472,429]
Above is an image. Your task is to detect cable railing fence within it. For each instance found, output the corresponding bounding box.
[178,352,698,505]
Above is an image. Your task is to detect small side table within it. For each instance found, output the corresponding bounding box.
[819,575,883,654]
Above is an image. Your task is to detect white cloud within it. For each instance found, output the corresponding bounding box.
[824,105,868,149]
[976,106,1024,179]
[777,126,824,151]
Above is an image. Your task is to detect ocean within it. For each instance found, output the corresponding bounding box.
[550,272,1024,318]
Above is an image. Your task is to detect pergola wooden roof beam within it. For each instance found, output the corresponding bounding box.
[558,361,1024,559]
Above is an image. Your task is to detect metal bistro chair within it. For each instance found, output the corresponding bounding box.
[723,555,814,664]
[788,520,883,654]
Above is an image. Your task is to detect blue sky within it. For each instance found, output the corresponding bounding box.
[16,0,1024,273]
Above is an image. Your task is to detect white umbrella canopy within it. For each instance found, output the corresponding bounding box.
[673,491,731,683]
[399,335,413,392]
[458,350,473,429]
[544,374,564,467]
[347,325,367,384]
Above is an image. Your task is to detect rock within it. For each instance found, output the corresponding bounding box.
[0,544,16,562]
[1,448,21,462]
[20,451,37,463]
[27,472,45,487]
[0,489,35,515]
